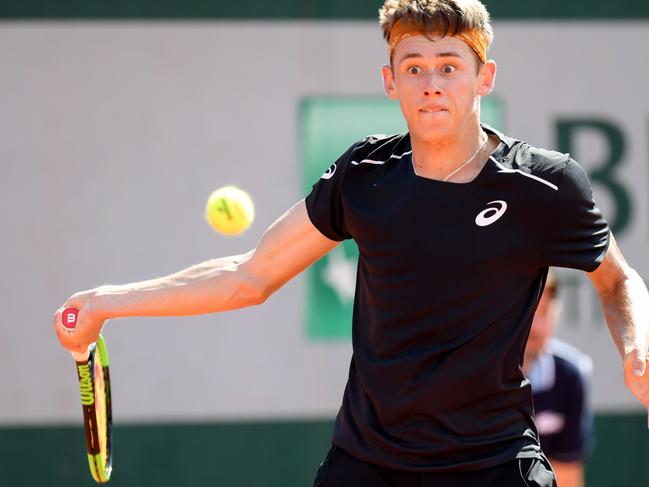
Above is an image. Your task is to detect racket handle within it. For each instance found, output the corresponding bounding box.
[61,307,91,362]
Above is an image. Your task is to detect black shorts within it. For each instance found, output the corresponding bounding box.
[313,445,557,487]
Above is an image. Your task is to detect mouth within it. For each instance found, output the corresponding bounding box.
[419,107,447,113]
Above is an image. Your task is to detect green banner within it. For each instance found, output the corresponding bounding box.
[300,95,503,339]
[2,0,649,19]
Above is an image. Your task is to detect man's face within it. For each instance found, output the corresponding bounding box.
[381,34,495,143]
[525,291,561,367]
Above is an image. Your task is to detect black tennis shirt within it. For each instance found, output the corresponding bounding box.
[305,125,609,472]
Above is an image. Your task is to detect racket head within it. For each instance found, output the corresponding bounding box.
[76,335,113,483]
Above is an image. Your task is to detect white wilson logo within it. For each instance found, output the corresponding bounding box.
[475,200,508,227]
[66,313,76,324]
[321,163,337,180]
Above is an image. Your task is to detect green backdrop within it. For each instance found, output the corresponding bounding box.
[1,414,646,486]
[1,0,649,19]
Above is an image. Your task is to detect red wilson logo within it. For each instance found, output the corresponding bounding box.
[62,308,79,330]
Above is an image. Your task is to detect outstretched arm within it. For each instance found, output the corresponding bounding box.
[588,233,649,417]
[54,199,338,354]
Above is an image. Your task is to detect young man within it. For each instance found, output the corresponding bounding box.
[55,1,649,486]
[524,271,593,487]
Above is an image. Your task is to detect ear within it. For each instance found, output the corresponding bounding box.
[381,64,398,100]
[477,60,497,97]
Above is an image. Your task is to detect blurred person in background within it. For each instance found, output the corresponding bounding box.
[524,270,592,487]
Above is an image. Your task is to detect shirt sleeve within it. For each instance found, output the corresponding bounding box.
[304,142,359,242]
[542,158,610,271]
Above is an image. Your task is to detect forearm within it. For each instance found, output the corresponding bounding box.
[551,460,583,487]
[598,267,649,357]
[94,251,267,319]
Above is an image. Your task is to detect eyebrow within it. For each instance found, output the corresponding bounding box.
[397,51,464,65]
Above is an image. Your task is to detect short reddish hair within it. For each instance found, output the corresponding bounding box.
[379,0,494,64]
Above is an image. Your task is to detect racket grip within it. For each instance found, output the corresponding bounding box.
[61,307,91,362]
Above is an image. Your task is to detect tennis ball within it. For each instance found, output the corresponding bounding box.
[204,186,255,236]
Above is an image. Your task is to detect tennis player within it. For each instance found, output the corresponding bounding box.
[524,271,593,487]
[55,1,649,485]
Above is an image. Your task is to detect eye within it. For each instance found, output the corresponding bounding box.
[441,65,456,74]
[407,66,422,75]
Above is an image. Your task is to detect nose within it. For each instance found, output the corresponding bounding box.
[423,72,442,97]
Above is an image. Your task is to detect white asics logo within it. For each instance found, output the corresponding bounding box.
[321,163,337,180]
[475,200,508,227]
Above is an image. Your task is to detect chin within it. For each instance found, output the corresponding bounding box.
[412,124,453,143]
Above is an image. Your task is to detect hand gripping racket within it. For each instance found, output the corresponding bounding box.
[61,307,113,483]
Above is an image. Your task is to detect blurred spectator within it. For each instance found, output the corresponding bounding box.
[524,270,593,487]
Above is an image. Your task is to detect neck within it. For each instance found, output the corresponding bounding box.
[410,122,491,182]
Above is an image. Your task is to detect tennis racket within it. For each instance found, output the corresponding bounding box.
[61,307,113,484]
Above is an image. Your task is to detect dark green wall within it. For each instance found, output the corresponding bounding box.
[1,0,649,19]
[1,414,647,486]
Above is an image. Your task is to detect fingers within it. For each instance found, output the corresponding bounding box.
[632,345,648,377]
[53,305,72,338]
[53,295,96,353]
[53,306,76,349]
[623,344,648,378]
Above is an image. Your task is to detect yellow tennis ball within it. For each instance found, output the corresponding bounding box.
[204,186,255,236]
